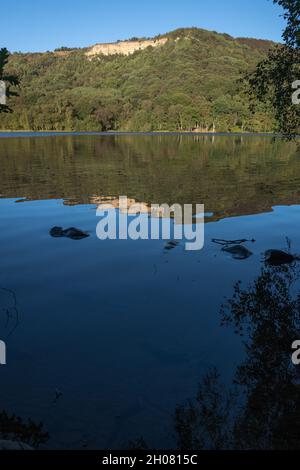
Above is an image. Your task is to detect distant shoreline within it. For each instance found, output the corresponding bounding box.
[0,130,287,138]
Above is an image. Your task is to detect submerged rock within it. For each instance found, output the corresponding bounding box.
[50,226,64,237]
[222,245,253,260]
[164,240,179,251]
[62,227,89,240]
[264,250,297,266]
[50,226,89,240]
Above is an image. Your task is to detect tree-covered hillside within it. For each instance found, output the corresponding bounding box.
[0,28,276,132]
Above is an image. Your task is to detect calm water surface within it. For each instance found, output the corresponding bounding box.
[0,134,299,449]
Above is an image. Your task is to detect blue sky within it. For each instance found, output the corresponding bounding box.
[1,0,285,52]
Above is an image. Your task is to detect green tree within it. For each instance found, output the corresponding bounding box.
[248,0,300,137]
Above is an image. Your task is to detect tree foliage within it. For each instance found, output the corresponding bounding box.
[248,0,300,137]
[0,29,275,132]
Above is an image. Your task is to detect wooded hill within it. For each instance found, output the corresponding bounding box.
[0,28,276,132]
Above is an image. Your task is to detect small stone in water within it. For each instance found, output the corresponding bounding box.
[164,240,179,250]
[50,226,89,240]
[264,250,296,266]
[222,245,253,260]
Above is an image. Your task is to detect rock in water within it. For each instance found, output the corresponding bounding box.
[222,245,253,260]
[265,250,296,266]
[50,226,64,237]
[164,240,179,251]
[62,227,89,240]
[50,227,89,240]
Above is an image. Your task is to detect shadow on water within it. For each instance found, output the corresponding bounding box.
[3,262,300,450]
[131,261,300,450]
[174,262,300,450]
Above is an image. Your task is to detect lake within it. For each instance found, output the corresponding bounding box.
[0,133,300,449]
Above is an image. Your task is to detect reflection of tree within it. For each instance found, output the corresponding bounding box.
[0,289,48,448]
[0,410,49,448]
[175,368,237,450]
[0,287,20,339]
[0,135,298,221]
[176,264,300,450]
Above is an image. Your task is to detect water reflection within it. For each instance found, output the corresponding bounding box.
[1,134,300,449]
[175,262,300,450]
[0,287,20,339]
[0,409,48,448]
[0,134,298,221]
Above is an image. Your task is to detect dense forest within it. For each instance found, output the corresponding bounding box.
[0,28,277,132]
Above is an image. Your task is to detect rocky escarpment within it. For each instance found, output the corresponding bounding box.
[85,37,168,57]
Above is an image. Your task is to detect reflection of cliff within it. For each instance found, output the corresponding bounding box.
[69,196,179,218]
[0,135,299,222]
[88,196,150,214]
[86,38,168,57]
